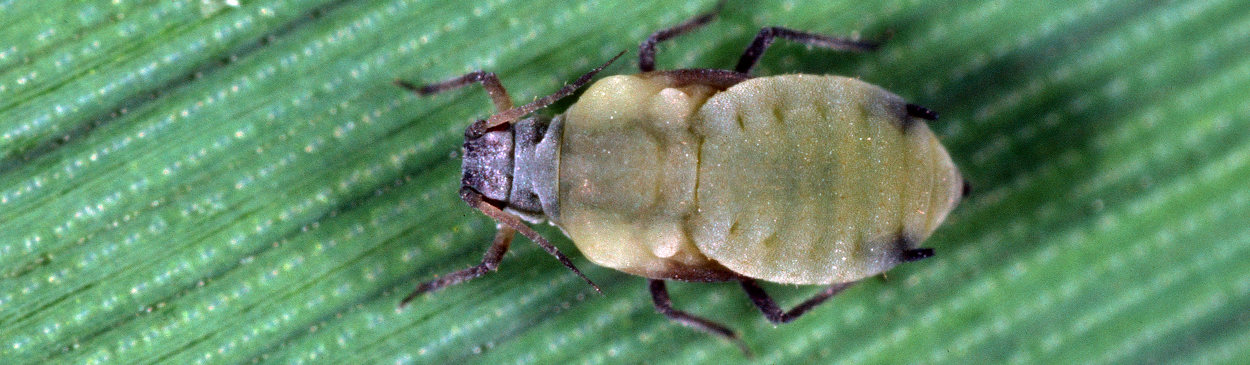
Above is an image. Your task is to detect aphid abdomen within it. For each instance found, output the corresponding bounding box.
[690,75,963,285]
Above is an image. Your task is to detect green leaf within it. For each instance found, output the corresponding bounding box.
[3,0,1248,364]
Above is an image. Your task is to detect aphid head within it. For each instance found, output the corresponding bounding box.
[460,120,513,205]
[459,116,553,220]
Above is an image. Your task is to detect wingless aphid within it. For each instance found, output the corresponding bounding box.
[395,3,966,355]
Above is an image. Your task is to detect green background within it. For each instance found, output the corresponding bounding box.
[3,0,1248,363]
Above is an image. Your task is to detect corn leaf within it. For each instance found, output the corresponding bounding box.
[2,0,1248,364]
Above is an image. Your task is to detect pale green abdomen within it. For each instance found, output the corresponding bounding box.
[553,74,961,284]
[690,75,962,284]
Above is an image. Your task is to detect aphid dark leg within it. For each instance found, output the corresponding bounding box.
[962,180,973,198]
[735,27,878,74]
[638,0,725,72]
[649,279,753,357]
[739,279,856,324]
[400,226,516,307]
[395,71,514,114]
[460,187,601,294]
[906,103,939,120]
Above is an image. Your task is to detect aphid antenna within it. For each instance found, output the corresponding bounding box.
[481,51,627,131]
[460,188,602,294]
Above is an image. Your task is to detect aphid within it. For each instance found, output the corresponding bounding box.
[396,3,966,355]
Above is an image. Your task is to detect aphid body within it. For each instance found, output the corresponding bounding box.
[397,3,965,354]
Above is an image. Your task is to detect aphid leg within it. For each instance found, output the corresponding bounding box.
[638,0,726,72]
[460,188,602,294]
[649,279,753,357]
[739,279,856,324]
[394,71,514,114]
[400,226,516,307]
[735,27,879,74]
